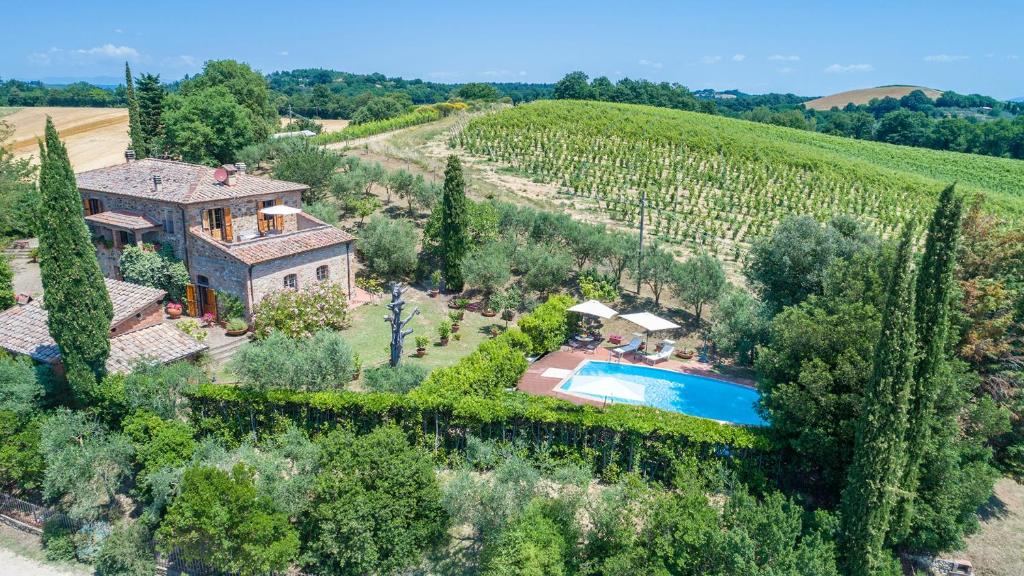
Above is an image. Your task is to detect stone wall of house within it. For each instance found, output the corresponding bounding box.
[109,301,164,337]
[79,191,186,259]
[93,241,121,279]
[185,236,251,315]
[250,242,353,309]
[186,190,303,242]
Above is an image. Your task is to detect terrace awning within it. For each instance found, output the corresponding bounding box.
[260,204,302,216]
[619,312,680,332]
[568,300,618,319]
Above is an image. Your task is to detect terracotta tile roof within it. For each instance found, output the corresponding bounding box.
[106,323,208,373]
[105,279,166,325]
[76,158,308,204]
[0,279,168,364]
[85,210,162,230]
[0,301,60,362]
[189,224,355,265]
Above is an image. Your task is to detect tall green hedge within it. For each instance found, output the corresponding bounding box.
[188,293,774,479]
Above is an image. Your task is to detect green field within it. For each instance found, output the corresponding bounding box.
[454,100,1024,254]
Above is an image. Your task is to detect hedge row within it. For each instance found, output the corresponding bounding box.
[311,108,441,144]
[188,306,773,477]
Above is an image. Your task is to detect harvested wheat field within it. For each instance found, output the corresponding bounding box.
[804,85,943,110]
[279,117,350,133]
[2,106,129,171]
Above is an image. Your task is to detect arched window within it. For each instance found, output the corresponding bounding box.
[283,274,298,289]
[197,275,210,287]
[316,265,329,282]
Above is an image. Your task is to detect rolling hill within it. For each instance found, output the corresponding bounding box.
[804,85,943,111]
[454,100,1023,259]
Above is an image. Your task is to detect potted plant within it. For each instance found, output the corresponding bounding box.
[428,271,442,297]
[438,320,452,345]
[608,334,623,345]
[488,325,503,338]
[448,311,462,333]
[351,354,362,381]
[225,317,249,337]
[415,336,429,357]
[201,312,217,327]
[492,287,521,325]
[676,348,695,360]
[166,302,183,319]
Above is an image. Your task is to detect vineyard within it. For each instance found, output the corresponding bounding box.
[313,106,442,144]
[452,100,1024,259]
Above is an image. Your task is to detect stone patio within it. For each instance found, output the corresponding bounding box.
[518,345,756,408]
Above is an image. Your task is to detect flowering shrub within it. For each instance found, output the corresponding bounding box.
[201,312,217,327]
[175,319,208,343]
[252,282,350,340]
[166,302,182,315]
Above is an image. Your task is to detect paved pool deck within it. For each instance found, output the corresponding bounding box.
[518,345,756,408]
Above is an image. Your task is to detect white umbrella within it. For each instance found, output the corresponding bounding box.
[619,312,681,348]
[567,376,646,402]
[568,300,618,319]
[619,312,680,332]
[260,204,302,216]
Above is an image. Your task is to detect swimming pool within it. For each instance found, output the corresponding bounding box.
[556,361,766,426]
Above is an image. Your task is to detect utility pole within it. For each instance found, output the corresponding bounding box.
[635,187,647,294]
[385,282,420,367]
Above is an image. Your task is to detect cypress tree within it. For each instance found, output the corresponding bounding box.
[136,73,166,156]
[125,62,146,157]
[891,184,964,543]
[839,225,917,576]
[37,118,113,397]
[440,155,468,291]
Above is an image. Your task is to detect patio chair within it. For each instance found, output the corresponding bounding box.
[642,344,675,365]
[612,337,642,361]
[583,336,604,355]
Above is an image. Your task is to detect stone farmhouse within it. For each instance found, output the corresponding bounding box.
[0,278,207,374]
[75,155,356,319]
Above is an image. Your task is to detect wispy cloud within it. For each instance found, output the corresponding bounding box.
[777,67,796,74]
[75,44,139,59]
[824,63,874,74]
[162,54,198,69]
[732,54,746,62]
[638,58,663,69]
[768,54,800,62]
[924,54,968,63]
[27,43,141,66]
[481,69,528,78]
[279,51,289,56]
[699,55,722,65]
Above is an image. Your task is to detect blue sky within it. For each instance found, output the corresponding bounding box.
[5,0,1022,98]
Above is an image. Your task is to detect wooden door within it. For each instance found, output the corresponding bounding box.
[205,289,218,321]
[223,208,233,243]
[184,284,198,317]
[274,199,285,231]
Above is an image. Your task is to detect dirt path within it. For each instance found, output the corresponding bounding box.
[963,477,1024,576]
[0,525,91,576]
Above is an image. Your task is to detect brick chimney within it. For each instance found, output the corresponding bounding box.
[125,149,136,163]
[222,164,238,186]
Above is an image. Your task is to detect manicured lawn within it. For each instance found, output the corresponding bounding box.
[345,286,513,373]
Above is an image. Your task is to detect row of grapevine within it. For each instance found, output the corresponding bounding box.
[451,100,1023,255]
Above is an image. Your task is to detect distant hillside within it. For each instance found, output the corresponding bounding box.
[805,85,943,110]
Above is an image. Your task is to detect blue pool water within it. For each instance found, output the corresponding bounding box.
[557,361,766,426]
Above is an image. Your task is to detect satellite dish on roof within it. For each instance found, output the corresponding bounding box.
[214,168,229,183]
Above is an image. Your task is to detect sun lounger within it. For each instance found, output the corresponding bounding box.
[612,337,642,361]
[643,345,675,365]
